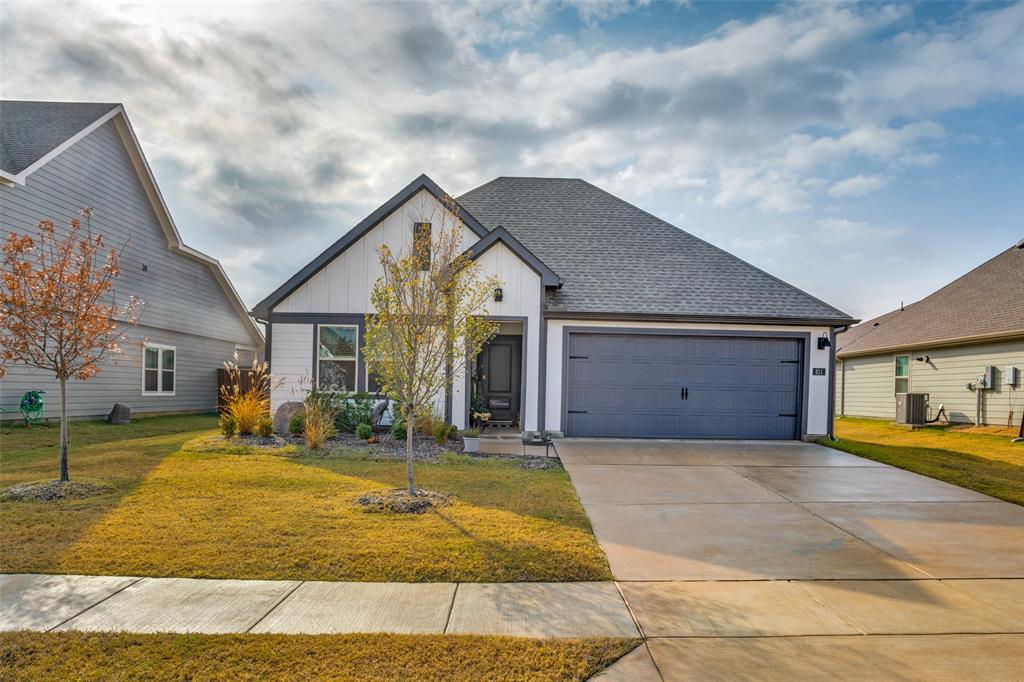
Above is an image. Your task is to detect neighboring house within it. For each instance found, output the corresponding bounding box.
[0,100,263,421]
[836,241,1024,427]
[254,175,854,440]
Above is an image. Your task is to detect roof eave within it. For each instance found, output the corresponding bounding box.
[463,225,562,287]
[543,310,859,326]
[252,174,491,319]
[837,328,1024,358]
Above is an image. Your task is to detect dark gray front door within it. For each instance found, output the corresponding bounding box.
[565,333,803,439]
[478,335,521,425]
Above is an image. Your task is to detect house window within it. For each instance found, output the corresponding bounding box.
[317,325,358,392]
[413,222,431,270]
[143,344,175,395]
[895,355,910,394]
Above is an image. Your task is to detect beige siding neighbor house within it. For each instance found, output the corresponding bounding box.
[835,240,1024,427]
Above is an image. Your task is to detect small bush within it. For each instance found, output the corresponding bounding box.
[255,417,273,438]
[356,423,373,440]
[392,420,407,441]
[335,392,376,433]
[219,413,237,438]
[288,412,305,435]
[219,354,276,435]
[414,410,446,436]
[460,428,481,438]
[432,421,453,444]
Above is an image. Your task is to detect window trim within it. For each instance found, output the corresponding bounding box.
[894,354,910,395]
[316,324,359,394]
[142,343,176,396]
[413,221,431,271]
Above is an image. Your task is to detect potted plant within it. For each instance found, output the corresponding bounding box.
[461,428,482,453]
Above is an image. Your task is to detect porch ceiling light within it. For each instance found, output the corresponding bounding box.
[494,287,503,302]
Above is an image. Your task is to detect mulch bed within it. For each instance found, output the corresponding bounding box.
[0,480,114,502]
[355,488,453,514]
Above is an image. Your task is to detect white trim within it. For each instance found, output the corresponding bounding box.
[142,343,177,396]
[0,105,122,185]
[316,324,359,394]
[894,353,910,395]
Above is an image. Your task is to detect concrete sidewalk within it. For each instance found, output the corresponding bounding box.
[0,574,641,638]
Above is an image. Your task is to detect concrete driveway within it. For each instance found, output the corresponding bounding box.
[560,439,1024,681]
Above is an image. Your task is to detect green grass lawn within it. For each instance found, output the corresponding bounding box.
[828,417,1024,505]
[0,415,611,581]
[0,632,638,682]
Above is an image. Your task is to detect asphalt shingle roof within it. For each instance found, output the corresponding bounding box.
[458,177,853,322]
[0,100,119,175]
[837,241,1024,357]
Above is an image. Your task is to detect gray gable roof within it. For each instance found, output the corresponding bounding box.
[0,100,119,174]
[458,177,854,324]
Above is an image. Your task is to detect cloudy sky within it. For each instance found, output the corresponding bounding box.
[2,0,1021,320]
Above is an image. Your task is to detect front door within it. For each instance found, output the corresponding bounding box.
[478,335,521,425]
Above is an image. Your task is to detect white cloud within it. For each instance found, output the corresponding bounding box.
[828,174,888,198]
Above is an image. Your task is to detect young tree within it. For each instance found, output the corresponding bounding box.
[0,209,142,482]
[364,196,500,495]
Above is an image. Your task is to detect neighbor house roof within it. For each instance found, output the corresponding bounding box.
[0,100,120,177]
[837,240,1024,358]
[0,99,263,346]
[458,177,854,324]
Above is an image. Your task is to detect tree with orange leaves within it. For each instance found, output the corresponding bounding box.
[0,209,143,482]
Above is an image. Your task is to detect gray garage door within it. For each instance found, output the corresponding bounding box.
[564,333,803,439]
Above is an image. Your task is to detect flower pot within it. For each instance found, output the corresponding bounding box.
[463,437,480,453]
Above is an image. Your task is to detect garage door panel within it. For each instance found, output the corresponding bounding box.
[565,333,803,439]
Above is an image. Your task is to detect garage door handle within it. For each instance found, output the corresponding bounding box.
[778,413,797,417]
[681,387,688,400]
[568,410,588,414]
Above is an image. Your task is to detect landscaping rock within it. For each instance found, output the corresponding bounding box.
[356,488,453,514]
[107,403,131,425]
[1,480,114,502]
[273,401,304,434]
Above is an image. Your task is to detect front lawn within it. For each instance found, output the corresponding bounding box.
[0,416,611,581]
[0,632,638,682]
[828,417,1024,505]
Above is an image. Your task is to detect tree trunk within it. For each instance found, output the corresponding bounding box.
[405,404,415,496]
[59,376,69,482]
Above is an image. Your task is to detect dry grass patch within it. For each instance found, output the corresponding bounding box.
[2,417,610,582]
[829,417,1024,505]
[0,632,639,682]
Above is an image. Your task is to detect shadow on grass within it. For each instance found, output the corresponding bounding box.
[826,437,1024,506]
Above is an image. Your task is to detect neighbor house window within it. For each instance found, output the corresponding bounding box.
[143,344,175,395]
[413,222,431,270]
[317,325,358,393]
[894,355,910,394]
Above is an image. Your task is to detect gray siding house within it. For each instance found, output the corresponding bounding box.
[0,100,263,421]
[836,241,1024,427]
[254,175,855,441]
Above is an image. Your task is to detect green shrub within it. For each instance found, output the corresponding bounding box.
[392,420,407,441]
[255,417,273,438]
[288,412,305,435]
[335,392,376,433]
[433,421,454,444]
[219,413,237,438]
[356,423,374,440]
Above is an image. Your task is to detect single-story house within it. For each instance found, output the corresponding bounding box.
[253,175,854,440]
[836,240,1024,427]
[0,100,264,421]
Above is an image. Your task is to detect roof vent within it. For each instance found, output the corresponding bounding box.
[1017,237,1024,249]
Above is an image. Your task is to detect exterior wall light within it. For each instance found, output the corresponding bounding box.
[817,334,831,350]
[494,287,503,302]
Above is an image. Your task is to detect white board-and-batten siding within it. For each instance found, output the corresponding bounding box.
[269,193,544,429]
